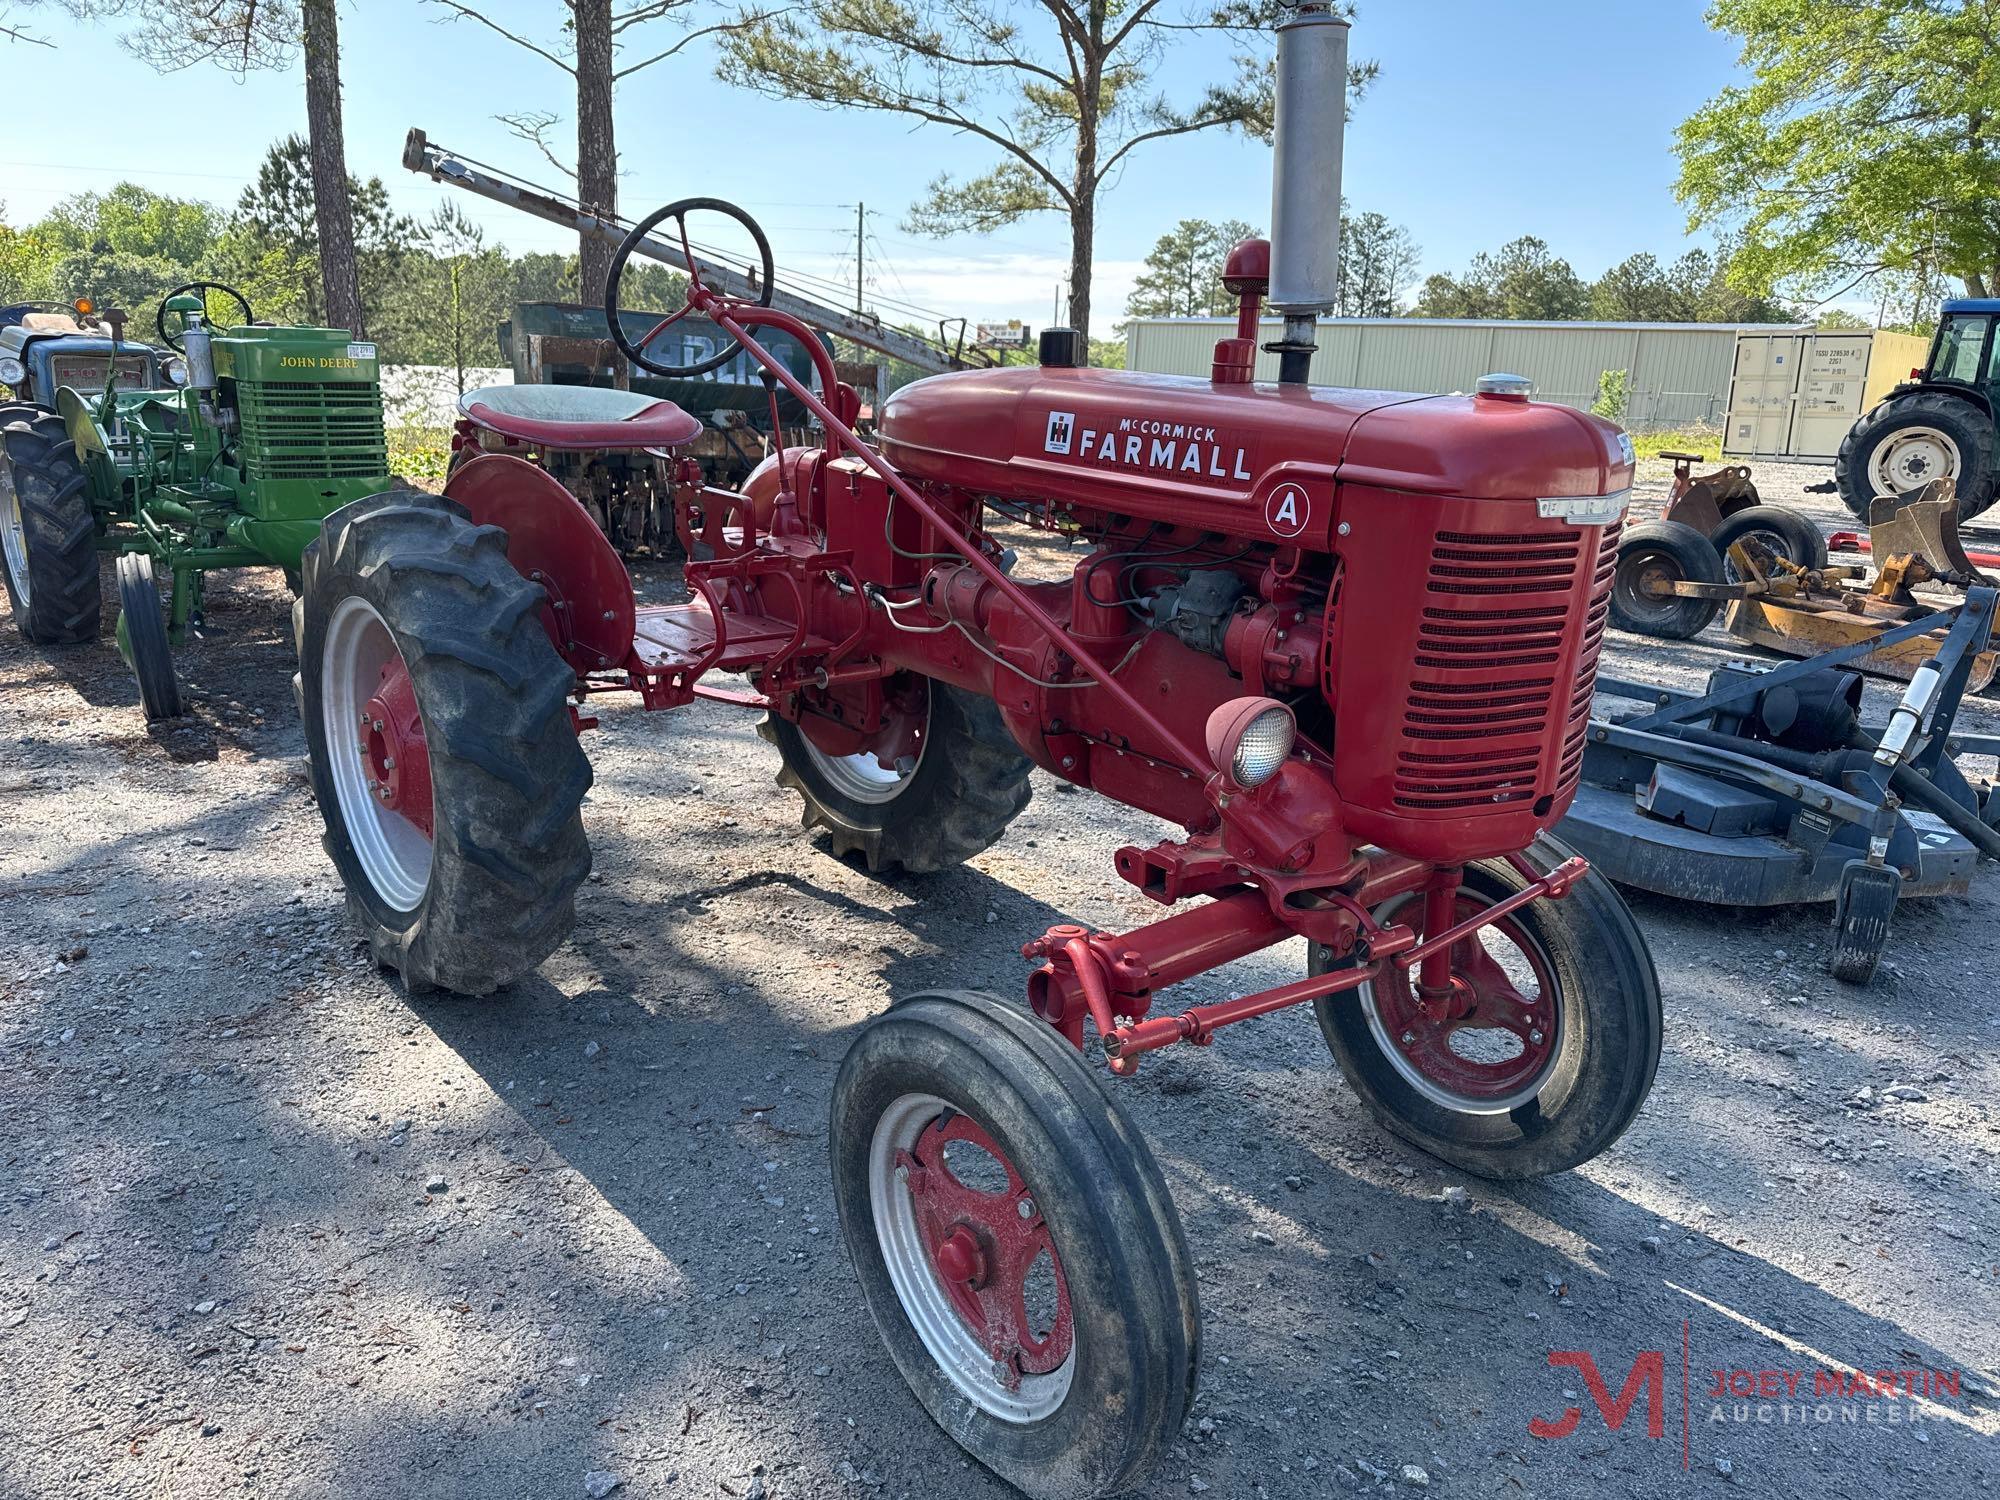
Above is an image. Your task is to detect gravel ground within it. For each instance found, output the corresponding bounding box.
[3,458,1998,1500]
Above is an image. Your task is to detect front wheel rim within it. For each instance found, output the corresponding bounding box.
[1355,890,1562,1113]
[321,595,433,912]
[869,1092,1076,1423]
[1871,426,1960,494]
[0,459,29,606]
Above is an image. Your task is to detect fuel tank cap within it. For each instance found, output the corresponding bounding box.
[1475,372,1534,400]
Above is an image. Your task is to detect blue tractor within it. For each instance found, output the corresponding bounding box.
[1836,298,2000,524]
[0,299,174,412]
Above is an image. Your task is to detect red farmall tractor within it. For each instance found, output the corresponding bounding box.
[296,12,1658,1495]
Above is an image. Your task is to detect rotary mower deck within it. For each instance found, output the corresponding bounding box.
[296,14,1663,1497]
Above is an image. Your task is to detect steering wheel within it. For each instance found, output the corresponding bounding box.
[605,198,775,379]
[157,281,254,352]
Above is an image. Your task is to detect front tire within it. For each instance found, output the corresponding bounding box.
[761,678,1032,872]
[0,406,101,643]
[299,490,593,995]
[832,991,1198,1499]
[1310,837,1662,1179]
[1836,391,1997,523]
[115,552,182,721]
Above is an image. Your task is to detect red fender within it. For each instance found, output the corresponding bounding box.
[443,453,636,674]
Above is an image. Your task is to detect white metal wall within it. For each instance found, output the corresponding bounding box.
[1123,317,1814,429]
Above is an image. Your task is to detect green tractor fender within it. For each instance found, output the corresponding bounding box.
[54,384,122,500]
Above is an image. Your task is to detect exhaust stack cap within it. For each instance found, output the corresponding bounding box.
[1267,3,1350,316]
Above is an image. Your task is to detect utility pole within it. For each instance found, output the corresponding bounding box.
[855,202,866,314]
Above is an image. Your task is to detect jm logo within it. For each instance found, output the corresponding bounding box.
[1045,410,1075,454]
[1530,1350,1668,1441]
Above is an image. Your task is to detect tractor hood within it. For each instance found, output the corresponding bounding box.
[876,365,1632,548]
[0,326,158,359]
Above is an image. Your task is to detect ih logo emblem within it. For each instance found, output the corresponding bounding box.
[1044,410,1075,455]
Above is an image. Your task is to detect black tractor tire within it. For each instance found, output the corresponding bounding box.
[115,552,183,722]
[1710,504,1829,583]
[0,406,102,643]
[1609,520,1724,640]
[1835,390,1998,523]
[831,990,1198,1500]
[298,489,593,995]
[1309,835,1663,1180]
[760,679,1032,873]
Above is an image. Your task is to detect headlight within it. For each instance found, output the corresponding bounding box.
[0,356,25,385]
[1205,698,1297,790]
[162,357,188,386]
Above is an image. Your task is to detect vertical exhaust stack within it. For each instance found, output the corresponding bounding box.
[1267,3,1349,386]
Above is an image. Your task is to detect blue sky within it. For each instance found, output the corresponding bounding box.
[1,2,1746,335]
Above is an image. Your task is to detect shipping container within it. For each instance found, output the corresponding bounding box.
[1123,316,1811,430]
[1720,328,1930,463]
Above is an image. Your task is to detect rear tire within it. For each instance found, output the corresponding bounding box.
[1309,836,1662,1179]
[832,991,1197,1499]
[1710,504,1828,582]
[1610,520,1723,640]
[0,406,101,643]
[761,679,1032,872]
[299,490,593,995]
[1836,391,1997,523]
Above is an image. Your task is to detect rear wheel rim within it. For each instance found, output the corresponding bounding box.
[1356,890,1562,1113]
[0,459,29,606]
[799,680,930,804]
[869,1092,1076,1423]
[1870,426,1959,495]
[322,595,433,912]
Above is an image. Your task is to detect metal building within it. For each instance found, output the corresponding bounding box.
[1123,316,1814,429]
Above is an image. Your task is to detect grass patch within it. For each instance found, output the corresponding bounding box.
[1629,427,1723,463]
[388,425,453,487]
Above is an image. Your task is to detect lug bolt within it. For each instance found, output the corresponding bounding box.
[1401,1030,1416,1045]
[382,756,396,770]
[372,718,384,732]
[1017,1198,1035,1220]
[1529,1028,1545,1045]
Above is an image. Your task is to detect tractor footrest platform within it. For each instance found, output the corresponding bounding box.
[632,602,827,676]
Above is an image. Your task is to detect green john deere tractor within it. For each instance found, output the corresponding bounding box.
[0,283,391,720]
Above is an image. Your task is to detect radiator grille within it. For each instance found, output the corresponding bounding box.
[1394,521,1619,811]
[235,379,388,481]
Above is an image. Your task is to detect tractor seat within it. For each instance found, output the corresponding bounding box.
[459,384,704,452]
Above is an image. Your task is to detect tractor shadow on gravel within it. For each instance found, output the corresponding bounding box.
[379,818,1999,1493]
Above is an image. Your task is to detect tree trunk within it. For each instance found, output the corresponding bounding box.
[571,0,624,384]
[301,0,365,338]
[573,0,618,307]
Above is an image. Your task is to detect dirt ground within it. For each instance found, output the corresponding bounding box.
[2,458,1997,1500]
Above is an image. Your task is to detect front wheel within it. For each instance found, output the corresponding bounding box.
[115,552,182,721]
[832,991,1198,1499]
[1310,837,1662,1179]
[299,490,593,994]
